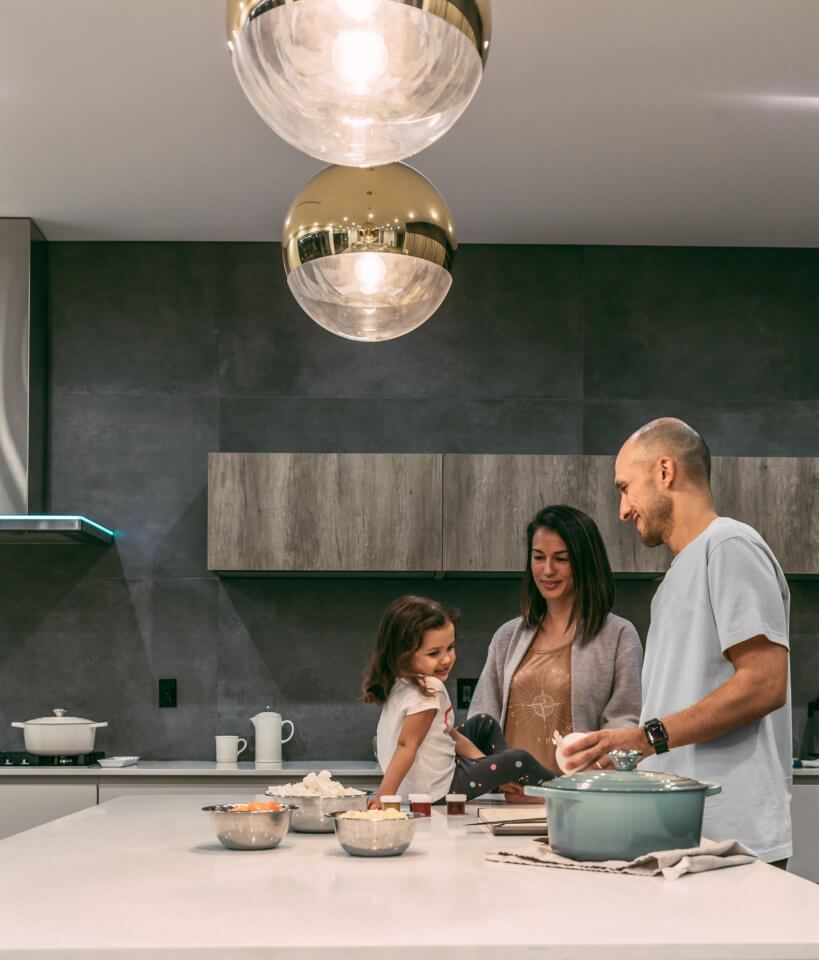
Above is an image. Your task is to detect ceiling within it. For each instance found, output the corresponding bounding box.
[2,0,819,244]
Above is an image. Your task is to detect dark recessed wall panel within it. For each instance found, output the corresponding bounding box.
[219,244,584,401]
[218,397,583,454]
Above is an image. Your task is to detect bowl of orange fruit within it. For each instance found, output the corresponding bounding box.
[202,800,297,850]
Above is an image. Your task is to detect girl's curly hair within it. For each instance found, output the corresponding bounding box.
[362,595,459,705]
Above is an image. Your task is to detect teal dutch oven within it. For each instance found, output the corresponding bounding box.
[524,749,722,861]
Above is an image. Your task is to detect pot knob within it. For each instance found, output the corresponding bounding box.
[53,708,67,717]
[607,749,642,771]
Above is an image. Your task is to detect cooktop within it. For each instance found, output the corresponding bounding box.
[0,751,105,767]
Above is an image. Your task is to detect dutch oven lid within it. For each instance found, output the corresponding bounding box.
[547,749,710,793]
[24,708,96,726]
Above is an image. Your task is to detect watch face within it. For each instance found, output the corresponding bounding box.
[646,719,666,743]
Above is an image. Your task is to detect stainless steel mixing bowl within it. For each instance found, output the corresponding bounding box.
[330,812,422,857]
[202,803,296,850]
[265,792,369,832]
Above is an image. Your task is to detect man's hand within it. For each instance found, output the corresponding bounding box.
[368,798,383,810]
[561,726,652,773]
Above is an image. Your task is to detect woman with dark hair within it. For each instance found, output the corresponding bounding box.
[467,505,642,800]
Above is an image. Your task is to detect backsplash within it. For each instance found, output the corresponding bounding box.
[0,243,816,759]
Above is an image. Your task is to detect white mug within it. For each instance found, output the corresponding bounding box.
[215,735,248,763]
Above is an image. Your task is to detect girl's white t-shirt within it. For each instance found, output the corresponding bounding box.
[376,677,456,802]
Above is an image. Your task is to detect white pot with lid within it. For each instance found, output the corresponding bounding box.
[11,708,108,756]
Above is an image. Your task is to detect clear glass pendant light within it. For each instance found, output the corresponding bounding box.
[282,163,456,341]
[227,0,491,167]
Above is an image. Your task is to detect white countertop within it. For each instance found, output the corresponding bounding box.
[0,794,817,959]
[0,760,381,777]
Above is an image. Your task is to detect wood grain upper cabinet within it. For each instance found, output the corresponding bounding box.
[443,454,818,575]
[442,455,671,574]
[711,457,818,575]
[208,453,442,573]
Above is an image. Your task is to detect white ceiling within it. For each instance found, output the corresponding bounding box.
[3,0,819,244]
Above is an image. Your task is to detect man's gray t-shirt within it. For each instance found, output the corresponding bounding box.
[640,517,792,861]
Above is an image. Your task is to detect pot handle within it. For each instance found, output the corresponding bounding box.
[703,782,722,798]
[10,722,24,728]
[281,720,294,745]
[92,722,109,729]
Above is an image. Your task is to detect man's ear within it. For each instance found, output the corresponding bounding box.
[658,456,676,489]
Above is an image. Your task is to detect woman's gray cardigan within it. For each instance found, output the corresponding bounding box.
[468,614,643,732]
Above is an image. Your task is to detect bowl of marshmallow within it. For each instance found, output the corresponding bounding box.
[265,770,368,833]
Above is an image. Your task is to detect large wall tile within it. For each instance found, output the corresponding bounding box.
[219,397,582,454]
[49,244,221,397]
[219,245,583,400]
[0,578,218,759]
[49,394,219,578]
[583,246,819,403]
[583,399,819,457]
[217,578,525,760]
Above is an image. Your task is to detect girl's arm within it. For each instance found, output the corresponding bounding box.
[370,710,436,808]
[450,727,484,761]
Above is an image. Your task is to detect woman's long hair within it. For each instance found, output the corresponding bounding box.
[520,505,614,640]
[362,595,459,705]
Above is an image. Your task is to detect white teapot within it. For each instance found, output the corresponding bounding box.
[250,707,294,765]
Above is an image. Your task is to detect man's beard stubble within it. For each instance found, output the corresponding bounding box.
[640,488,674,548]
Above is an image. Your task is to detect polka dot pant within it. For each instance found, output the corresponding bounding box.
[452,714,558,801]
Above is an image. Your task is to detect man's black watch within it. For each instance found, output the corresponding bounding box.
[643,718,670,754]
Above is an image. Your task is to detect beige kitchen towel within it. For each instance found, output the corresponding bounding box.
[487,837,757,879]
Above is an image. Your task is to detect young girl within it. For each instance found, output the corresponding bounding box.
[363,595,557,806]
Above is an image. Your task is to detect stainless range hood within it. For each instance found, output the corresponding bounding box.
[0,219,114,545]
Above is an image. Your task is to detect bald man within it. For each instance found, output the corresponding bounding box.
[564,418,792,865]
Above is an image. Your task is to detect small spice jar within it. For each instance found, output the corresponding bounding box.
[409,793,432,817]
[380,795,402,811]
[446,793,467,816]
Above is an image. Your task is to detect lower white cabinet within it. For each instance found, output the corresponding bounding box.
[98,780,267,804]
[790,780,819,883]
[0,779,97,840]
[97,776,380,805]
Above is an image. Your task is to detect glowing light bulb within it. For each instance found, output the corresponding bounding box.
[355,254,388,294]
[337,0,381,21]
[332,29,389,94]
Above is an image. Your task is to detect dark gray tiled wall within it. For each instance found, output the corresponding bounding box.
[0,243,816,760]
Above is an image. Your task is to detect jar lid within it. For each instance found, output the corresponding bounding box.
[24,708,95,726]
[380,795,401,803]
[446,794,466,802]
[409,793,432,803]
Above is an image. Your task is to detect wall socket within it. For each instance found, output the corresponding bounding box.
[158,678,177,708]
[457,678,478,710]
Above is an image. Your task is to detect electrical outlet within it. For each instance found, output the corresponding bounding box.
[158,678,177,708]
[457,678,478,710]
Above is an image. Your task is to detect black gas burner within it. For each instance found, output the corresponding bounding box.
[0,751,105,767]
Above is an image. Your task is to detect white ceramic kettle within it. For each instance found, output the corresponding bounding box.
[250,706,294,764]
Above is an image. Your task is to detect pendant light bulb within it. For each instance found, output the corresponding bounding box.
[354,253,388,294]
[226,0,491,167]
[331,29,390,93]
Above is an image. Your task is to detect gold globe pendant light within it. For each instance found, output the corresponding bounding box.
[283,163,456,341]
[226,0,491,166]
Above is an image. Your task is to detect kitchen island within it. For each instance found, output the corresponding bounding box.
[0,794,817,959]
